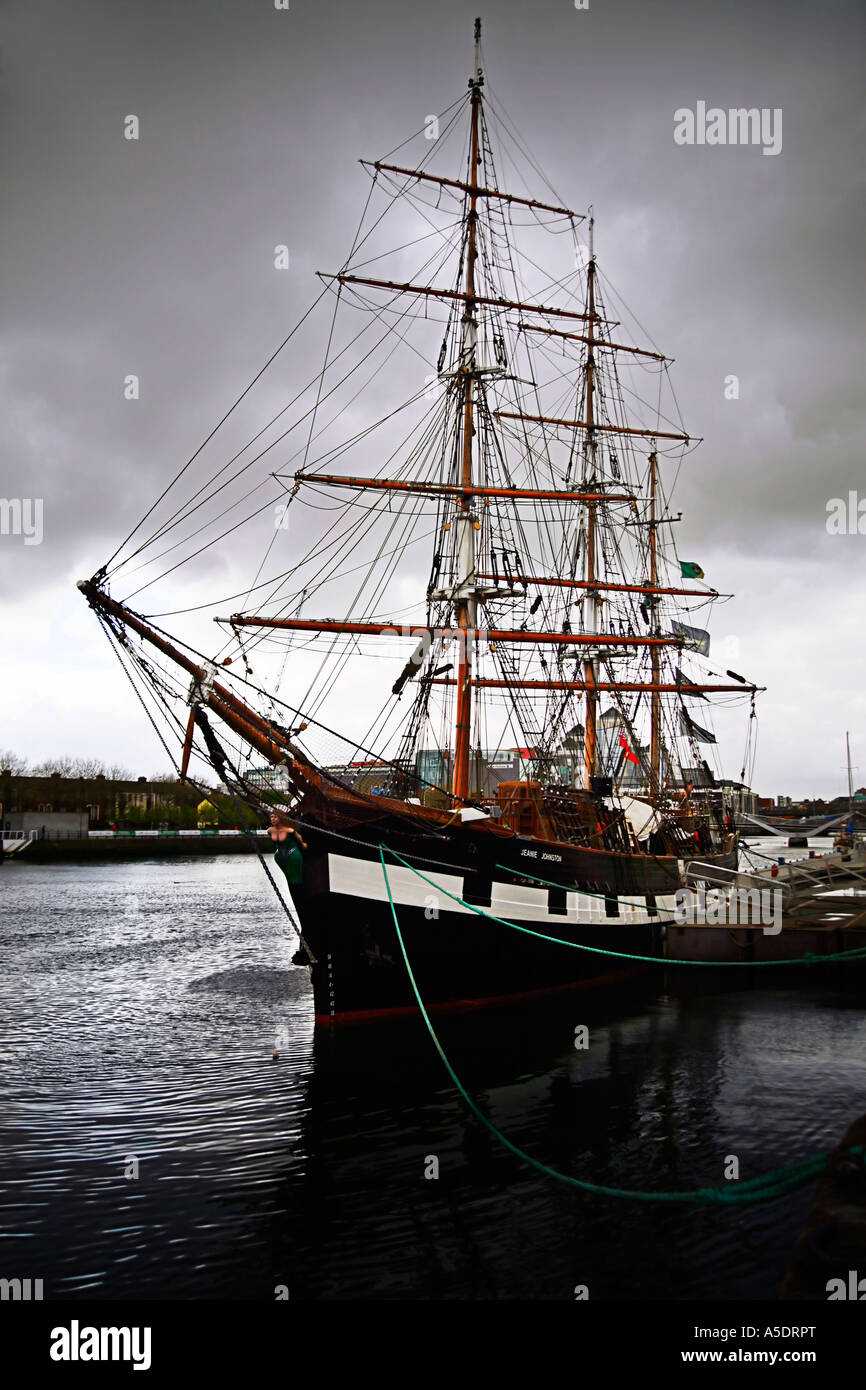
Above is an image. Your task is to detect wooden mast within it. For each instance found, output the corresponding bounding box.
[517,322,669,363]
[494,412,690,443]
[452,18,483,803]
[292,473,633,503]
[228,615,685,650]
[583,216,599,791]
[332,273,599,326]
[648,449,662,797]
[366,161,581,220]
[847,730,856,845]
[431,677,760,693]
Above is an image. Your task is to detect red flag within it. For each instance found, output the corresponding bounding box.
[619,732,640,765]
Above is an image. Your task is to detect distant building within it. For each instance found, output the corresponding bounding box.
[0,771,188,836]
[715,780,757,814]
[414,724,668,799]
[679,767,756,815]
[680,765,714,790]
[323,758,417,796]
[348,760,393,795]
[3,810,90,839]
[325,738,757,806]
[414,748,524,798]
[415,748,452,793]
[245,765,292,793]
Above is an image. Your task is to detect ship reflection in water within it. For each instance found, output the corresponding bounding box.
[0,856,863,1301]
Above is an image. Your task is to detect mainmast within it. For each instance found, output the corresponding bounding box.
[582,216,599,790]
[452,17,484,803]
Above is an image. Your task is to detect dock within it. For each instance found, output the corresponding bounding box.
[665,846,866,962]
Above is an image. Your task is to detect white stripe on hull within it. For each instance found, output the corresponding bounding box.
[326,852,678,925]
[327,852,473,914]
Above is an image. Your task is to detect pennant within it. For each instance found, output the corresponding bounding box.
[671,620,710,656]
[619,731,640,765]
[674,666,708,700]
[679,708,717,744]
[680,561,705,580]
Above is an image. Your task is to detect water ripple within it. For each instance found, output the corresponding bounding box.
[1,854,863,1299]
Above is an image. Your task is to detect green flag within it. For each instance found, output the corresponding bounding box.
[680,561,704,580]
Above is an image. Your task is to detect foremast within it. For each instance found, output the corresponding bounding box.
[452,17,484,803]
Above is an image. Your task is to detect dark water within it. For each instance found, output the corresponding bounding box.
[0,854,864,1301]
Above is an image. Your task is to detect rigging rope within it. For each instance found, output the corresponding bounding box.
[96,610,316,960]
[103,285,332,575]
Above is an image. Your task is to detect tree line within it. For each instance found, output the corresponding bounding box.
[0,751,176,781]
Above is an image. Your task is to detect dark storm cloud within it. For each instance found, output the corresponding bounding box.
[2,0,862,595]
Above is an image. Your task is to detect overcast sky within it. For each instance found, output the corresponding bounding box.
[1,0,864,797]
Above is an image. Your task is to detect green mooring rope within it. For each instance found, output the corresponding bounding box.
[492,861,866,965]
[382,846,866,967]
[378,845,863,1204]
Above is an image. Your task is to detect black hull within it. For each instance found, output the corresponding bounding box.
[285,814,737,1023]
[300,891,662,1023]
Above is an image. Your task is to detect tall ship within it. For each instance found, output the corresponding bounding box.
[80,20,762,1023]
